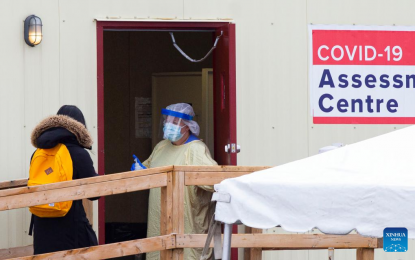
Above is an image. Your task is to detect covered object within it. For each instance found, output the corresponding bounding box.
[214,126,415,238]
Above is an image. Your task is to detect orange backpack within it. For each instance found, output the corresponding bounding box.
[28,143,73,217]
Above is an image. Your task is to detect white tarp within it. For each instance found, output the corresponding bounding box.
[214,126,415,238]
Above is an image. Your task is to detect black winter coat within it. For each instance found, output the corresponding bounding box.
[30,115,99,255]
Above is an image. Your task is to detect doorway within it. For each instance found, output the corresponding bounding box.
[96,21,237,258]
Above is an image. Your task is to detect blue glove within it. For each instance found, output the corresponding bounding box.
[131,154,147,171]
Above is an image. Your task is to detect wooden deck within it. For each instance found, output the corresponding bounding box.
[0,166,381,260]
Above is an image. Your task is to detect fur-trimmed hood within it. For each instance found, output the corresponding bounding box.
[31,115,93,149]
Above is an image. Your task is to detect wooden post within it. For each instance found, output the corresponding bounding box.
[356,248,374,260]
[328,247,334,260]
[172,170,185,260]
[244,227,262,260]
[160,172,174,260]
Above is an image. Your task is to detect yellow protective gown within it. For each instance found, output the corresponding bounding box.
[143,139,217,260]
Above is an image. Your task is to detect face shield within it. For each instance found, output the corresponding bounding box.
[160,109,193,142]
[158,103,201,143]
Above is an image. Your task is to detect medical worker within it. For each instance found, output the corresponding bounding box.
[143,103,217,260]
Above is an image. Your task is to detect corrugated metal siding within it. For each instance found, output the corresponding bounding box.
[0,0,186,250]
[1,0,414,258]
[0,0,61,249]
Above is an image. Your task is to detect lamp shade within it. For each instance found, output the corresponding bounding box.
[24,15,42,47]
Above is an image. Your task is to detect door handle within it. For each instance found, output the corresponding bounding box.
[225,144,240,153]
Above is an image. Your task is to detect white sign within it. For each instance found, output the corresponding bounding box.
[309,25,415,124]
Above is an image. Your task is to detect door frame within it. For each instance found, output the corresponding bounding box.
[96,20,237,251]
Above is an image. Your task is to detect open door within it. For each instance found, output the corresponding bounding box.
[97,22,237,256]
[213,23,238,260]
[214,23,237,166]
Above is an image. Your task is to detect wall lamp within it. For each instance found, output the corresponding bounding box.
[24,15,42,47]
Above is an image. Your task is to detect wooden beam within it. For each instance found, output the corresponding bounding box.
[2,234,380,260]
[0,173,167,211]
[0,166,173,197]
[172,171,185,260]
[174,166,271,172]
[10,235,175,260]
[160,172,174,260]
[185,172,255,185]
[0,179,27,190]
[0,166,265,197]
[0,245,33,259]
[176,234,382,249]
[356,248,374,260]
[244,227,262,260]
[0,166,266,195]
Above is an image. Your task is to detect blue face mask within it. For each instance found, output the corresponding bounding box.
[163,123,184,142]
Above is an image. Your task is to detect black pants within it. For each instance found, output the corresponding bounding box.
[33,220,98,255]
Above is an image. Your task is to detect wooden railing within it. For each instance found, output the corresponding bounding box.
[0,166,382,260]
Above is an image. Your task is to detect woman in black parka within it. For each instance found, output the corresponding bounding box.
[29,105,99,254]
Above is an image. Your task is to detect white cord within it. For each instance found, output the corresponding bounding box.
[169,31,223,63]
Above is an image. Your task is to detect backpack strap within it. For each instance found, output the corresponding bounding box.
[28,214,34,236]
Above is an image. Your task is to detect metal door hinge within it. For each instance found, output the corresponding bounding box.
[225,144,240,153]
